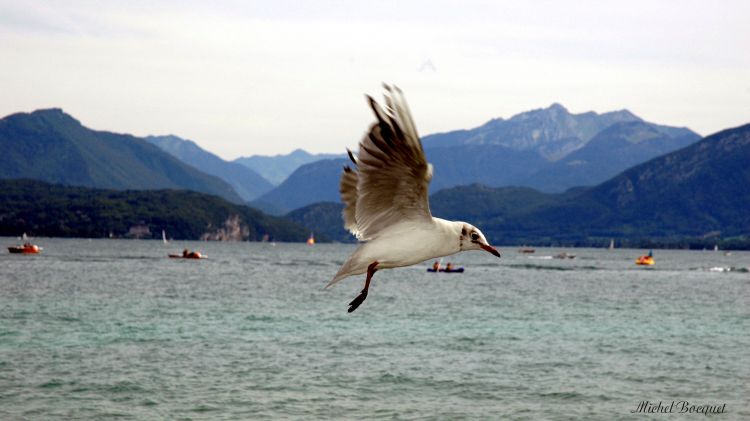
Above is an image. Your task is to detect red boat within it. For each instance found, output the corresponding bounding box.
[8,243,42,254]
[169,249,204,259]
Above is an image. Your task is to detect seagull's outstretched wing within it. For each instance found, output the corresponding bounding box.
[340,85,433,241]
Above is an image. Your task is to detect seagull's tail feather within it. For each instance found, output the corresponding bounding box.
[325,272,349,289]
[326,261,357,289]
[326,248,367,288]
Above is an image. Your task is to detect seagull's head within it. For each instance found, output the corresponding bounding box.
[459,223,501,258]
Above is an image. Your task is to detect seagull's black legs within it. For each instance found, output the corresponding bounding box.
[348,261,378,313]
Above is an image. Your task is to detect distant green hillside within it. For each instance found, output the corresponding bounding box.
[0,109,243,203]
[0,179,313,241]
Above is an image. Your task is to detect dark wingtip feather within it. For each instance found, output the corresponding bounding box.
[367,95,388,126]
[346,148,357,164]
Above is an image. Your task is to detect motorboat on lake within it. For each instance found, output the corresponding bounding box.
[8,242,42,254]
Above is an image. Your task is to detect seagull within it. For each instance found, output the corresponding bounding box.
[326,85,501,312]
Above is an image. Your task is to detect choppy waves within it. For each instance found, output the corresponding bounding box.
[1,240,749,419]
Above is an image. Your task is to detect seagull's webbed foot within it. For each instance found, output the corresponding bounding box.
[347,261,378,313]
[348,289,368,313]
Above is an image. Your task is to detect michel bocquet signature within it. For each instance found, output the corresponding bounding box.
[632,401,727,415]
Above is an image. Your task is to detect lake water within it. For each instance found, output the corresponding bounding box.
[1,238,749,419]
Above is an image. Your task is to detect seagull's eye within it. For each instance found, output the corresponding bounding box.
[470,232,479,241]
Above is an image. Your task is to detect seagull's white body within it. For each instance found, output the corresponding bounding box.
[328,85,500,310]
[329,217,461,285]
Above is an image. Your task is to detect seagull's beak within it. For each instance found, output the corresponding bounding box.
[481,244,501,258]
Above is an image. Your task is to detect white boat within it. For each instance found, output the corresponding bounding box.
[162,230,168,245]
[608,239,614,250]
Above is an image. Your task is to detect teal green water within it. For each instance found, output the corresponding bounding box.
[1,238,749,419]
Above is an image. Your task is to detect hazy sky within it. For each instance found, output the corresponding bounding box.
[1,1,748,159]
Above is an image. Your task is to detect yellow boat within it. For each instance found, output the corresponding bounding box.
[635,250,655,266]
[635,256,654,265]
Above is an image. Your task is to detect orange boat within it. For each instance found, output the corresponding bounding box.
[169,249,204,259]
[635,256,654,266]
[635,250,655,266]
[8,243,42,254]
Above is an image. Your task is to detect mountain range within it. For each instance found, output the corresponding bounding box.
[422,103,693,155]
[234,149,342,185]
[146,135,273,201]
[2,105,743,247]
[524,120,700,191]
[0,109,244,203]
[287,123,750,247]
[255,104,700,213]
[425,104,698,192]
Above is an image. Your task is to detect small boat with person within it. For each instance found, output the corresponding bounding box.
[427,261,465,273]
[8,242,42,254]
[8,233,42,254]
[169,249,205,259]
[635,250,655,266]
[437,267,465,273]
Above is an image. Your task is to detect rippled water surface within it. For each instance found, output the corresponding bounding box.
[1,238,749,419]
